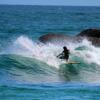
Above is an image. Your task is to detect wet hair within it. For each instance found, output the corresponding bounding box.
[63,46,67,50]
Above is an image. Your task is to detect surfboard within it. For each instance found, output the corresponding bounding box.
[65,61,80,64]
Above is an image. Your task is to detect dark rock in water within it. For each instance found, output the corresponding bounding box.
[39,29,100,46]
[77,29,100,46]
[39,33,84,44]
[86,37,100,46]
[77,29,100,38]
[39,33,73,43]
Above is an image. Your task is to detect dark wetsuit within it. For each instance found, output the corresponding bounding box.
[57,48,69,61]
[63,49,69,60]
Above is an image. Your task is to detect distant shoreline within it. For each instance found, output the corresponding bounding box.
[0,4,100,7]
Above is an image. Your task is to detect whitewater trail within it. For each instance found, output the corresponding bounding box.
[14,36,100,65]
[14,36,100,83]
[0,35,100,83]
[0,35,98,68]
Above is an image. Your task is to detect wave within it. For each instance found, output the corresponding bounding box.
[0,35,100,84]
[0,54,60,84]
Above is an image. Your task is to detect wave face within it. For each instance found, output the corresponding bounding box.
[0,54,61,84]
[0,35,100,84]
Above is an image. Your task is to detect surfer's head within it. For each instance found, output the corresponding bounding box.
[63,46,67,50]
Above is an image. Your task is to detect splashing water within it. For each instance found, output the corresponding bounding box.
[6,36,99,68]
[14,36,62,68]
[1,35,100,83]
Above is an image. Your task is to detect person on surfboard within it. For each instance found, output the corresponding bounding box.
[57,46,70,61]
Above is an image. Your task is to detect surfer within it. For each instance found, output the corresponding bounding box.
[57,46,70,61]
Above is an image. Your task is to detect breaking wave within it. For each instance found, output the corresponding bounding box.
[0,35,100,84]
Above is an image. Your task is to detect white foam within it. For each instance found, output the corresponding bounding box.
[7,36,100,67]
[76,39,100,65]
[13,36,62,68]
[2,35,100,83]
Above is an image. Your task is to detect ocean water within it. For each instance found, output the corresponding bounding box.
[0,5,100,100]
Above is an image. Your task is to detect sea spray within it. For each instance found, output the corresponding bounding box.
[1,35,100,83]
[14,36,62,68]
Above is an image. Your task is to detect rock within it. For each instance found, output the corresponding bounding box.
[77,29,100,46]
[39,29,100,46]
[39,33,73,43]
[77,29,100,38]
[86,37,100,46]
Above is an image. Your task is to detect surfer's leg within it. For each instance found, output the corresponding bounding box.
[65,56,69,61]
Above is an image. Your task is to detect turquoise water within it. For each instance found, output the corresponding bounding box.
[0,5,100,100]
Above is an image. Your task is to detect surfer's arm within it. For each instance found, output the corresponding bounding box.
[57,52,64,58]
